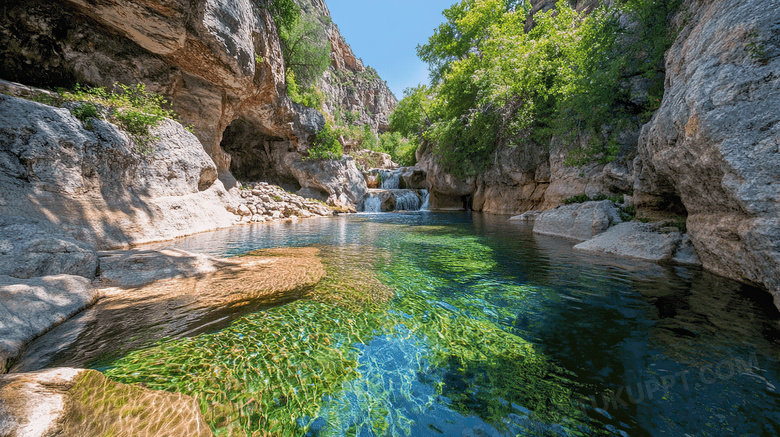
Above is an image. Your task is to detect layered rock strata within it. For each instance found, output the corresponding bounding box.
[634,0,780,306]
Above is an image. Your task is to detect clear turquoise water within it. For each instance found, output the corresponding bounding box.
[103,213,780,435]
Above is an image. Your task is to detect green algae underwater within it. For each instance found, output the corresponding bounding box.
[101,225,595,437]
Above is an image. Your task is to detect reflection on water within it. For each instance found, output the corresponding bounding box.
[31,213,780,436]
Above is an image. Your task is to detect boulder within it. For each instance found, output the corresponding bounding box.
[0,275,97,373]
[0,94,237,249]
[533,201,621,241]
[509,210,542,222]
[574,222,701,265]
[0,368,212,436]
[0,219,98,279]
[634,0,780,306]
[352,149,397,171]
[399,167,428,189]
[291,156,368,206]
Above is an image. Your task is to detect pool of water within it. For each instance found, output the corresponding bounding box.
[63,213,780,435]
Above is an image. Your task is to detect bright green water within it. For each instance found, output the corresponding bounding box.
[98,213,780,436]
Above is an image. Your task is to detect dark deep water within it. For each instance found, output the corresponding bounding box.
[28,212,780,436]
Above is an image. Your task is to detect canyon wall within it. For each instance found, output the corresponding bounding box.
[0,0,394,191]
[420,0,780,306]
[635,0,780,305]
[297,0,398,133]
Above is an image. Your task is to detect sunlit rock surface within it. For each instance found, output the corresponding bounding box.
[0,94,237,249]
[635,0,780,306]
[533,200,622,242]
[0,275,97,373]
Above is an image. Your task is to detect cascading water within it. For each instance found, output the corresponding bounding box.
[394,191,422,211]
[361,189,430,213]
[420,189,430,211]
[363,194,382,213]
[379,169,401,189]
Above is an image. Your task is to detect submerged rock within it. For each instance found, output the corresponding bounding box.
[574,222,701,265]
[0,275,97,373]
[509,210,542,222]
[0,368,212,436]
[533,201,622,241]
[11,247,326,373]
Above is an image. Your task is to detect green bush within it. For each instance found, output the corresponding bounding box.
[620,205,636,222]
[392,0,682,174]
[562,194,592,205]
[307,122,343,160]
[32,83,178,154]
[69,102,98,121]
[280,14,331,88]
[562,193,624,205]
[286,70,324,108]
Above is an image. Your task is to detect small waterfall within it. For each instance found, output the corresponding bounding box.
[380,169,401,189]
[420,189,430,211]
[361,188,430,213]
[394,191,422,211]
[363,194,381,213]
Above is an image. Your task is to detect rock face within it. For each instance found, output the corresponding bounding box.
[0,275,97,373]
[635,0,780,305]
[419,141,636,213]
[0,0,335,188]
[296,0,398,133]
[0,0,394,200]
[0,368,212,437]
[0,219,98,280]
[533,201,622,242]
[0,94,237,249]
[12,248,326,373]
[574,222,701,265]
[291,156,368,207]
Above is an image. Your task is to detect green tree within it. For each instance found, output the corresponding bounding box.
[392,0,681,175]
[268,0,300,33]
[280,15,331,87]
[388,85,432,139]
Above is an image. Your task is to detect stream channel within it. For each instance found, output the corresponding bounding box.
[17,212,780,436]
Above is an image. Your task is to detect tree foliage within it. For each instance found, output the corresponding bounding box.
[394,0,681,176]
[307,122,343,160]
[268,0,300,34]
[281,15,331,88]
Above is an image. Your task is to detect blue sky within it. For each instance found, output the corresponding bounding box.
[325,0,456,99]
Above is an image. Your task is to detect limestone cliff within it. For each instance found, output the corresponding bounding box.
[296,0,398,132]
[635,0,780,306]
[420,0,780,306]
[0,0,318,188]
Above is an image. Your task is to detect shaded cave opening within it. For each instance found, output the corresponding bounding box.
[220,118,301,191]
